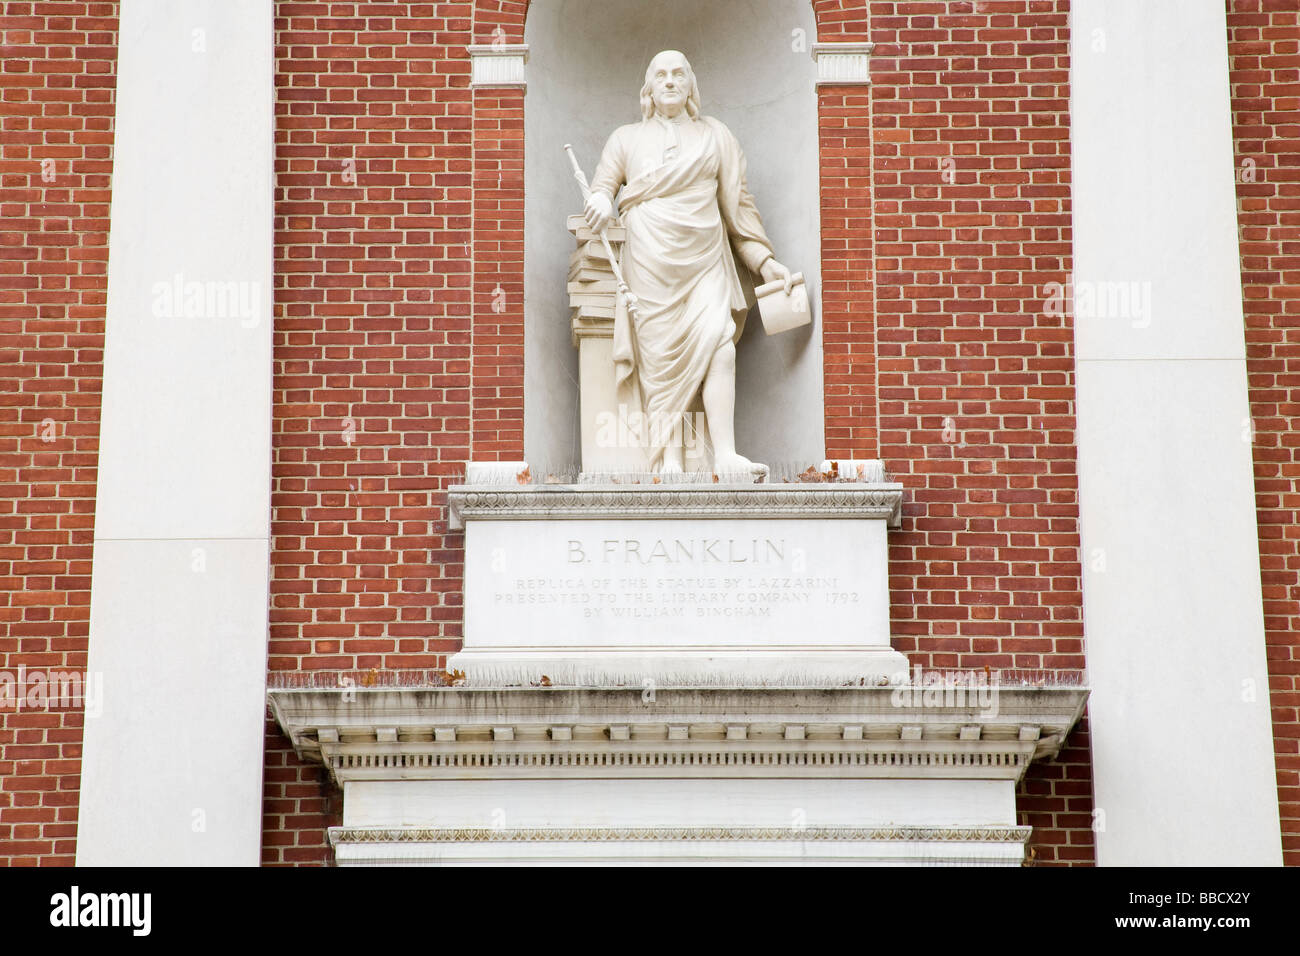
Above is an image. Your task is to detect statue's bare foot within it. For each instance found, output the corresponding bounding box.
[659,459,684,476]
[713,452,768,482]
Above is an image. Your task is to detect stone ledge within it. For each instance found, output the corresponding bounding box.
[269,685,1088,786]
[442,649,911,686]
[447,482,906,530]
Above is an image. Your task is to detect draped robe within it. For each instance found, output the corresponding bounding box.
[589,113,776,467]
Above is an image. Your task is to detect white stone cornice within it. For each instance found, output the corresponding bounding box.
[271,685,1086,865]
[811,42,875,85]
[268,685,1089,787]
[446,481,905,530]
[468,43,528,88]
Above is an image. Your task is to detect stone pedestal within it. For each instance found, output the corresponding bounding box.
[447,482,910,683]
[574,330,650,475]
[567,215,716,477]
[567,216,651,475]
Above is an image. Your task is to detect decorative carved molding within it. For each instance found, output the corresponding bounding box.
[322,746,1035,779]
[268,685,1089,787]
[468,43,528,88]
[811,42,875,85]
[446,482,905,530]
[330,825,1032,845]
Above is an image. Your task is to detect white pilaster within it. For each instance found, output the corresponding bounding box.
[77,0,273,865]
[1071,0,1281,864]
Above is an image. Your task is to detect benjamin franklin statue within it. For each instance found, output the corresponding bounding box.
[583,50,793,478]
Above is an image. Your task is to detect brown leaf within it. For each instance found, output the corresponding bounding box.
[515,466,531,485]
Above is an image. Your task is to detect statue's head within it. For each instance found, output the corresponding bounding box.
[639,50,700,121]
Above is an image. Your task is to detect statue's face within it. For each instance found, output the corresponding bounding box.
[646,51,691,115]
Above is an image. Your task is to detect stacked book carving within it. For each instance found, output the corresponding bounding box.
[567,213,626,342]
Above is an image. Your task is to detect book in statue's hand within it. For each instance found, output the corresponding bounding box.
[755,272,811,335]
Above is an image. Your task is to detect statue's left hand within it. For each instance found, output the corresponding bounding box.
[759,258,794,295]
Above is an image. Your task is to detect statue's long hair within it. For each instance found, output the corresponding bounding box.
[639,51,701,120]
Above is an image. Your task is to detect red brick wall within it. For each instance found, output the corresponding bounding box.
[866,1,1089,864]
[0,2,118,865]
[470,86,525,458]
[1228,0,1300,866]
[265,1,481,863]
[816,0,879,458]
[471,0,526,458]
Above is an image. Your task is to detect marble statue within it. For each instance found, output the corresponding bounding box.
[582,50,794,478]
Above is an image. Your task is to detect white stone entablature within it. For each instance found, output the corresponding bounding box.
[269,684,1088,865]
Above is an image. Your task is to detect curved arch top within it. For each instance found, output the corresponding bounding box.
[472,0,870,44]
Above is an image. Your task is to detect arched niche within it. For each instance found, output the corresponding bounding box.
[523,0,825,475]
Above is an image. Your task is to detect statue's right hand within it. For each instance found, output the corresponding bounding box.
[583,192,613,233]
